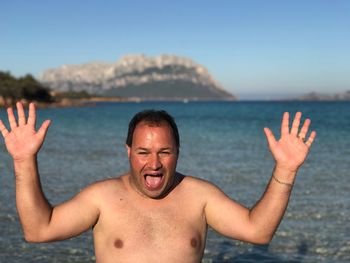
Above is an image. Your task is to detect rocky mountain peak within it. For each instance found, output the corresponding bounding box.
[41,54,235,100]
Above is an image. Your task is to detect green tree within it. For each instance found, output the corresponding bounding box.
[0,71,19,100]
[18,74,52,102]
[0,71,53,103]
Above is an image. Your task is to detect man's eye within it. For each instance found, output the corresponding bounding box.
[160,151,171,155]
[138,152,148,155]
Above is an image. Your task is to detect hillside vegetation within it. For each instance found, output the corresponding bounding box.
[0,71,100,107]
[0,71,52,106]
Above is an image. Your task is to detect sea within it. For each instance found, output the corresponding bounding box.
[0,101,349,263]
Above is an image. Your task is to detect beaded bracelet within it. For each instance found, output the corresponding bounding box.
[272,175,293,187]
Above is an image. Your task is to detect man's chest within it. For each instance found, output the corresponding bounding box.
[94,196,206,257]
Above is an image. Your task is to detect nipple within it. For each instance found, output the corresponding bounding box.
[114,239,123,249]
[190,238,197,248]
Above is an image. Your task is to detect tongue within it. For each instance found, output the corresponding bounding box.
[145,175,162,189]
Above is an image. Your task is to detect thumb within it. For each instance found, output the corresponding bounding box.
[263,127,277,149]
[37,120,51,139]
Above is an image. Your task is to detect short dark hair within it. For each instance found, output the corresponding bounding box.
[126,110,180,151]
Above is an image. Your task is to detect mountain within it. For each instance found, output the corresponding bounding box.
[40,54,235,100]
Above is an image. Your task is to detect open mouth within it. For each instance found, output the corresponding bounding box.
[144,173,164,190]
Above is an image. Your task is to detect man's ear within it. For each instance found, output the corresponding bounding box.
[125,144,131,158]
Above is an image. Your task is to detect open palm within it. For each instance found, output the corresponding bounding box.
[264,112,316,172]
[0,102,51,161]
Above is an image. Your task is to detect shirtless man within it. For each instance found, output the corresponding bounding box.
[0,102,316,263]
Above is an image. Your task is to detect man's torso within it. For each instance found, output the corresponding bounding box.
[91,174,208,263]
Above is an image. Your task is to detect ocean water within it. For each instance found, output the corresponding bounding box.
[0,101,349,263]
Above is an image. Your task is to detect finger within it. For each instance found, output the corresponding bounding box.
[264,127,277,149]
[305,131,316,148]
[291,112,302,136]
[27,102,36,128]
[37,120,51,139]
[7,107,17,130]
[16,102,26,126]
[281,112,290,137]
[0,119,9,137]
[298,118,311,140]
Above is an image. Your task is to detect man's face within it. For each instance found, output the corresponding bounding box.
[126,121,178,199]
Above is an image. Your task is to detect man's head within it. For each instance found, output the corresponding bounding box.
[126,110,180,199]
[126,110,180,153]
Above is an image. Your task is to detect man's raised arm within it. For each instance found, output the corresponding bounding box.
[0,102,99,242]
[204,111,316,244]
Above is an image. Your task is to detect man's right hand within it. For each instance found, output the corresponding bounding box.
[0,102,51,162]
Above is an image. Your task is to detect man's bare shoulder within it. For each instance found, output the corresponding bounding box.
[90,174,127,187]
[180,174,220,188]
[78,174,129,200]
[177,174,225,199]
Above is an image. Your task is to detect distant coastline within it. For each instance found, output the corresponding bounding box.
[0,95,239,108]
[2,93,350,108]
[291,91,350,101]
[2,71,349,107]
[0,96,137,108]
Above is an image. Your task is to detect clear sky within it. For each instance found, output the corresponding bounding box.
[1,0,349,99]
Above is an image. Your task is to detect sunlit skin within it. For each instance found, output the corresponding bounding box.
[0,102,317,263]
[126,121,179,199]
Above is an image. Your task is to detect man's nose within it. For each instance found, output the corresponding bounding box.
[148,154,162,170]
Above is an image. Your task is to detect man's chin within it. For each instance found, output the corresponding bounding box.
[143,184,169,199]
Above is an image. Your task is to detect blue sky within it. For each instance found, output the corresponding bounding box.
[1,0,349,99]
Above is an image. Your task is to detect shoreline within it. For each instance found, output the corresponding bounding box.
[1,97,348,109]
[0,96,238,108]
[0,96,141,108]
